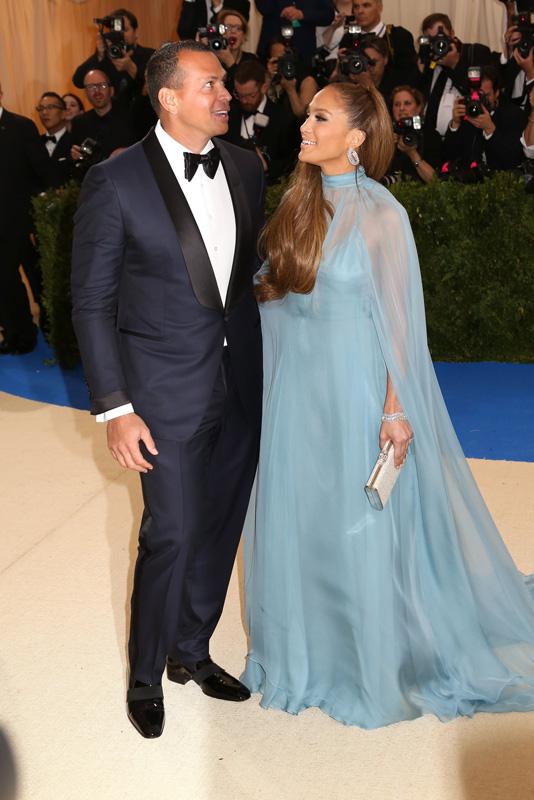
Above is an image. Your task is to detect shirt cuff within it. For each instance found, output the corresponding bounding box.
[521,134,534,158]
[483,129,494,140]
[96,403,134,422]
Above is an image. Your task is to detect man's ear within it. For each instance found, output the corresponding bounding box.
[158,87,179,115]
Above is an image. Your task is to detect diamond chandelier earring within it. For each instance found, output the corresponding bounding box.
[347,147,360,167]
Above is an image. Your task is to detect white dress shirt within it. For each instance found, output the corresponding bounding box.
[430,65,463,137]
[45,126,67,156]
[96,120,236,422]
[240,95,268,140]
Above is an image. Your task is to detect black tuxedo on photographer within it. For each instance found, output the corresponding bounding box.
[443,101,526,171]
[72,114,264,704]
[223,96,299,182]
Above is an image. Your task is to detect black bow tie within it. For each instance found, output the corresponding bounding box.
[183,146,220,181]
[45,134,57,143]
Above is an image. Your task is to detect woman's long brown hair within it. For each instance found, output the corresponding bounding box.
[256,82,395,303]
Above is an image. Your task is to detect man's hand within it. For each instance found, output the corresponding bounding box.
[280,76,297,93]
[107,413,158,473]
[112,51,137,78]
[513,46,534,81]
[281,6,304,21]
[397,137,418,154]
[71,144,82,160]
[451,97,466,129]
[503,25,522,59]
[218,48,237,67]
[467,104,495,135]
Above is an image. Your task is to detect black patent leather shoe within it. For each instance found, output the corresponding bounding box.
[127,682,165,738]
[166,657,251,702]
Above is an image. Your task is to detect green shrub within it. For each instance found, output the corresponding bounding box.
[32,182,81,368]
[389,173,534,361]
[31,173,534,366]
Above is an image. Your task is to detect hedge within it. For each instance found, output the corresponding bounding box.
[32,172,534,367]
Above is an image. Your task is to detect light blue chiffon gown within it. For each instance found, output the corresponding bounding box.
[241,168,534,728]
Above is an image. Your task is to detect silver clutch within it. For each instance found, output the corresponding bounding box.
[364,440,402,511]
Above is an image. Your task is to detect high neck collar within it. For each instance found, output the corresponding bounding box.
[321,167,366,188]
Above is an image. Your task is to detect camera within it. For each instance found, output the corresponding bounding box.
[73,138,103,174]
[418,26,453,64]
[393,115,423,147]
[338,23,374,76]
[512,12,534,58]
[462,66,484,118]
[197,24,228,52]
[311,46,336,87]
[271,25,298,82]
[94,15,128,60]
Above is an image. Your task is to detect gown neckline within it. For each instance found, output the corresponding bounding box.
[321,167,366,188]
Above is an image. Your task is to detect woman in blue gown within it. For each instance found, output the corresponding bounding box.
[241,81,534,728]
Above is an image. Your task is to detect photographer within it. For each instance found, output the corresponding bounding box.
[72,9,154,106]
[315,0,353,61]
[383,85,442,184]
[70,69,135,169]
[353,0,418,84]
[222,59,299,181]
[255,0,335,65]
[266,37,319,117]
[419,13,494,136]
[329,34,401,104]
[501,18,534,113]
[213,9,259,96]
[444,65,526,171]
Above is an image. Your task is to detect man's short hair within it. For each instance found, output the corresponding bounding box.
[234,59,266,86]
[362,35,389,59]
[111,8,138,29]
[146,40,212,114]
[39,91,66,109]
[481,65,501,93]
[421,13,453,34]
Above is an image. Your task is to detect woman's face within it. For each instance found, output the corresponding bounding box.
[392,90,421,122]
[63,95,83,121]
[223,15,246,52]
[299,85,365,175]
[267,43,285,78]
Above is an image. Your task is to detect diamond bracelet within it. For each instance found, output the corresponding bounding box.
[381,412,408,423]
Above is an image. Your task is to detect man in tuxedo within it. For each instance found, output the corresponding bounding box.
[353,0,418,84]
[71,41,264,739]
[0,83,56,355]
[255,0,334,65]
[418,13,495,137]
[36,92,72,185]
[223,59,299,182]
[443,65,526,170]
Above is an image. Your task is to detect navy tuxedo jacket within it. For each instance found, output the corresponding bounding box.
[71,130,265,440]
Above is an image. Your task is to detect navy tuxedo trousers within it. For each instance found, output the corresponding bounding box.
[128,349,259,684]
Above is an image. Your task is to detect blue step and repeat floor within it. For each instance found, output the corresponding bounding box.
[1,333,533,462]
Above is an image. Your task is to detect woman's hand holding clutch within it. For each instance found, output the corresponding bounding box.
[379,416,413,469]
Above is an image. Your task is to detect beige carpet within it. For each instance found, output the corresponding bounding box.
[2,390,534,800]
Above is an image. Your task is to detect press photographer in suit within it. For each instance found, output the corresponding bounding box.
[223,58,299,181]
[71,41,264,739]
[444,65,526,170]
[418,13,494,136]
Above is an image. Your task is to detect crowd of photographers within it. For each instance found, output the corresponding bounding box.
[1,1,533,353]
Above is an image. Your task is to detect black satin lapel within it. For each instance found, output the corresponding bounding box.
[142,130,222,311]
[217,140,253,311]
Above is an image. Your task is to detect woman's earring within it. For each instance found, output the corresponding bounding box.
[347,147,360,167]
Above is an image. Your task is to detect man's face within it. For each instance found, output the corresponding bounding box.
[234,79,265,114]
[223,15,246,52]
[423,22,457,66]
[121,17,137,47]
[169,51,231,139]
[83,70,114,110]
[363,46,387,86]
[37,95,65,132]
[480,78,499,111]
[353,0,382,31]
